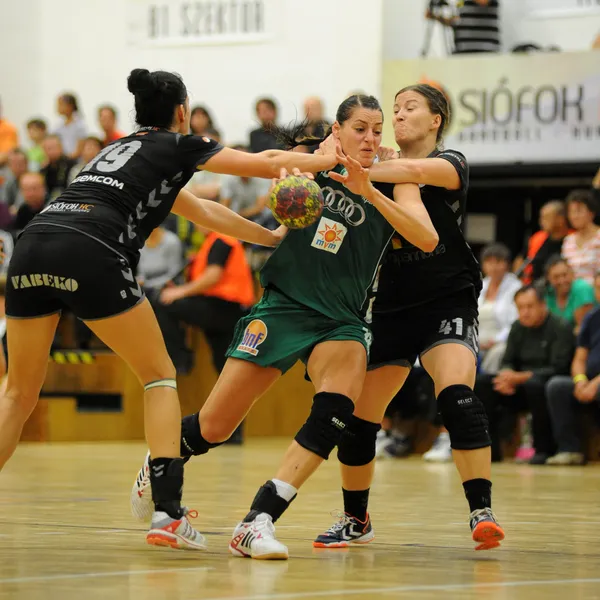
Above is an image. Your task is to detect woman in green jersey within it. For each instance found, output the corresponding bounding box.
[131,94,439,558]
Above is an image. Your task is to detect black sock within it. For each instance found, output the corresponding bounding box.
[463,478,492,512]
[150,457,186,519]
[243,480,295,524]
[342,488,369,522]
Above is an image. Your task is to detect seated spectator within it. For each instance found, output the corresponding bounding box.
[0,229,14,274]
[478,243,521,373]
[10,173,49,232]
[544,255,595,332]
[138,227,185,294]
[546,271,600,465]
[68,136,103,184]
[151,229,255,376]
[190,105,215,137]
[562,189,600,285]
[25,119,47,171]
[249,98,284,153]
[0,149,28,209]
[97,105,125,146]
[475,284,575,464]
[40,135,77,200]
[219,146,271,220]
[54,92,87,159]
[185,127,223,201]
[0,98,18,168]
[515,200,570,284]
[302,97,331,153]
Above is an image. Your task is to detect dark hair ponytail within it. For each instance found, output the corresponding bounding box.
[273,94,382,150]
[127,68,188,129]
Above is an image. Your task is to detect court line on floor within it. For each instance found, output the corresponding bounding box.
[0,566,214,585]
[197,577,600,600]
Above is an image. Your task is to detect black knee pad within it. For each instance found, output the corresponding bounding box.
[438,385,491,450]
[180,412,224,457]
[337,415,381,466]
[294,392,354,460]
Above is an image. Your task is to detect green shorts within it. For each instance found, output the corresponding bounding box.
[226,288,371,374]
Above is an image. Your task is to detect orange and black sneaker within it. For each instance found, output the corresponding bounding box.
[313,512,375,548]
[470,508,505,551]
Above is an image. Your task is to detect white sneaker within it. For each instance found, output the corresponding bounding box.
[375,430,391,458]
[546,452,585,465]
[146,510,207,550]
[131,451,154,521]
[423,432,452,462]
[229,513,289,560]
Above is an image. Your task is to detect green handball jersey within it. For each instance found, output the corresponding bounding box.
[260,167,395,325]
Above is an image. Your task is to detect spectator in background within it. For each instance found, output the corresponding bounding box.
[478,243,522,373]
[152,228,255,377]
[475,284,574,464]
[68,136,103,184]
[0,149,28,210]
[190,105,215,136]
[0,98,18,168]
[138,227,185,295]
[220,146,271,220]
[546,272,600,465]
[544,255,595,332]
[25,119,47,171]
[185,127,223,201]
[97,105,125,146]
[562,189,600,286]
[10,172,49,232]
[40,135,76,200]
[426,0,500,54]
[302,97,331,153]
[515,200,570,284]
[593,166,600,207]
[54,92,87,159]
[0,230,14,274]
[249,97,284,153]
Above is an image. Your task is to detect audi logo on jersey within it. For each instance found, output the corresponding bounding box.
[321,186,366,227]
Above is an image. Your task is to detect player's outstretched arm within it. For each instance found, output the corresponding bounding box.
[201,145,342,179]
[369,157,461,190]
[172,189,285,247]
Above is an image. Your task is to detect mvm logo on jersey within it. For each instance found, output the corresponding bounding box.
[311,217,347,254]
[237,319,268,356]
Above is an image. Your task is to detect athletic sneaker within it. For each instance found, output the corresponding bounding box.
[469,507,504,551]
[313,511,375,548]
[146,510,207,550]
[131,451,153,521]
[374,429,391,458]
[229,513,288,560]
[546,452,585,465]
[423,432,452,462]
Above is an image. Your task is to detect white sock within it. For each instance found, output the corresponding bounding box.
[271,478,298,502]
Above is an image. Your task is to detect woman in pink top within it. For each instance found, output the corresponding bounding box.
[562,189,600,285]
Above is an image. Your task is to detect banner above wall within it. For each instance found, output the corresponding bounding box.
[383,51,600,165]
[526,0,600,18]
[127,0,274,46]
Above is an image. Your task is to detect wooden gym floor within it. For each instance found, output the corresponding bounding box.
[1,440,599,600]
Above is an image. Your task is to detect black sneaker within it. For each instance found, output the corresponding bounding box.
[313,512,375,548]
[529,453,550,465]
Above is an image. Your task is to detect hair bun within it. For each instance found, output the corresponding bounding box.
[127,69,154,96]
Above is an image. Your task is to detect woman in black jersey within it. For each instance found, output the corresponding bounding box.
[315,84,505,551]
[0,68,341,550]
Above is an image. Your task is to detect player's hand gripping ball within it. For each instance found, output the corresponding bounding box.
[268,175,324,229]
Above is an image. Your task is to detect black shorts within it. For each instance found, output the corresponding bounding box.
[6,228,144,321]
[369,288,479,369]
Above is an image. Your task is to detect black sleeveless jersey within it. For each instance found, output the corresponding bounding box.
[373,149,481,314]
[28,128,223,265]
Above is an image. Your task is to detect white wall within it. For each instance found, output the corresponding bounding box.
[1,0,383,146]
[0,0,42,143]
[383,0,600,59]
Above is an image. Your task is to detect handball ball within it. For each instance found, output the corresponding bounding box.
[268,175,324,229]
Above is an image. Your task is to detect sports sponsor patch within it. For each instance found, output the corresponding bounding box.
[310,217,347,255]
[237,319,268,356]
